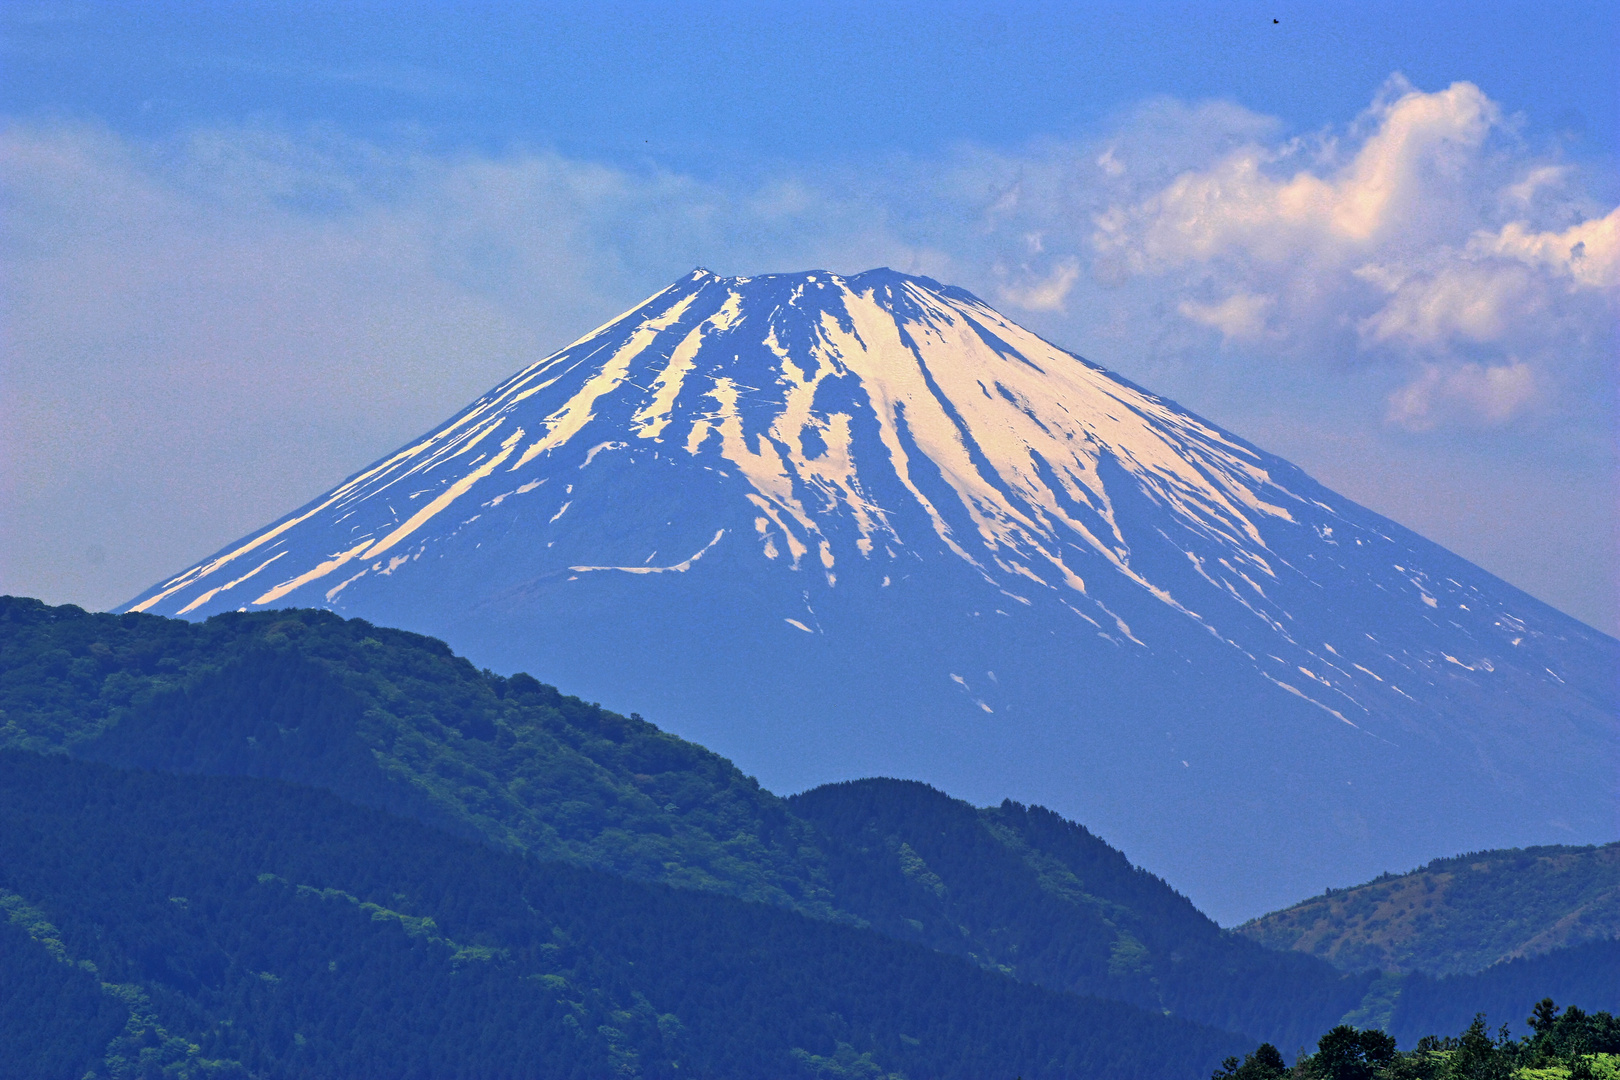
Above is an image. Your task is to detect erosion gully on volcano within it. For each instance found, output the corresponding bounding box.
[123,267,1618,923]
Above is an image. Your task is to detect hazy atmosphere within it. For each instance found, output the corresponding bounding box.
[3,1,1616,635]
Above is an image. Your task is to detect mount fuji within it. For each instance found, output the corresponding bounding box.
[123,268,1617,921]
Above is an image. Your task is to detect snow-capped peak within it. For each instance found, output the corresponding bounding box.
[121,268,1617,921]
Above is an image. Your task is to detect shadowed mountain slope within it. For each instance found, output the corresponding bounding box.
[789,778,1375,1051]
[117,268,1618,921]
[1386,939,1620,1047]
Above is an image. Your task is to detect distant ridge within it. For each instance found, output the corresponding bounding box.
[118,268,1620,922]
[1239,842,1620,976]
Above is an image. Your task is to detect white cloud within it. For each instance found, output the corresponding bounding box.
[1357,262,1540,350]
[1504,165,1567,207]
[1093,80,1499,269]
[1386,361,1538,430]
[1077,78,1618,429]
[1176,292,1274,343]
[998,259,1080,312]
[1352,204,1620,356]
[1482,205,1620,289]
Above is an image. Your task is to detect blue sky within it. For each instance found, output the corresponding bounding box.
[8,2,1617,168]
[2,0,1617,632]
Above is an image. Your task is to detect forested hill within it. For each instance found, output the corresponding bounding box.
[0,595,836,913]
[790,778,1375,1052]
[1385,938,1620,1046]
[0,750,1249,1080]
[2,596,1613,1059]
[1237,844,1620,976]
[0,596,1375,1049]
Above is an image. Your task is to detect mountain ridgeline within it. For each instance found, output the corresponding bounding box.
[1238,843,1620,976]
[1,595,831,913]
[789,779,1372,1052]
[115,267,1620,923]
[3,594,1615,1068]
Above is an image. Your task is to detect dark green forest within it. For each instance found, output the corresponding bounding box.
[1,595,1614,1077]
[0,751,1247,1080]
[0,596,835,913]
[791,778,1376,1050]
[1386,941,1620,1048]
[0,597,1376,1046]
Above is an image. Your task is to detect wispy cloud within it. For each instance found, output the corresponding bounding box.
[997,259,1080,312]
[1176,292,1274,343]
[1386,360,1538,430]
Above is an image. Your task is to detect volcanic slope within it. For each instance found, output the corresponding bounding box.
[123,268,1619,921]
